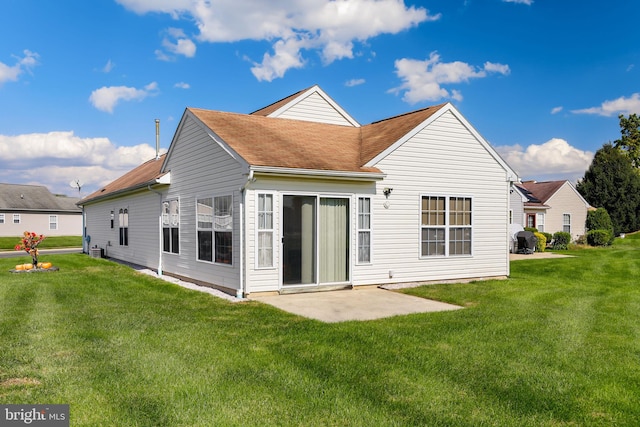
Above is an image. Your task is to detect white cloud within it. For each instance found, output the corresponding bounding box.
[0,50,40,86]
[503,0,533,5]
[571,93,640,117]
[345,78,365,87]
[0,131,165,196]
[89,82,159,113]
[174,82,190,89]
[551,106,563,114]
[102,59,115,73]
[157,27,196,60]
[116,0,438,81]
[496,138,593,182]
[389,51,510,103]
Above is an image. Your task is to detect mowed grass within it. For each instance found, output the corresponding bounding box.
[0,235,82,251]
[1,237,640,426]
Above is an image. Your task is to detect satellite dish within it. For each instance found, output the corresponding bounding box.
[69,179,82,193]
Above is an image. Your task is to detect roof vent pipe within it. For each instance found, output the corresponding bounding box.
[155,119,160,160]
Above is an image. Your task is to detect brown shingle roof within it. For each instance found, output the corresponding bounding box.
[81,99,450,203]
[80,154,167,204]
[0,183,81,212]
[190,108,379,173]
[520,180,566,204]
[250,86,314,116]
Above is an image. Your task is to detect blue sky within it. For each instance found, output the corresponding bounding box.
[1,0,639,197]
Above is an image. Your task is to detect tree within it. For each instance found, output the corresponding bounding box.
[614,113,640,168]
[576,143,640,235]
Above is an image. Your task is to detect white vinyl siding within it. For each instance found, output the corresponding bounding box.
[271,91,356,126]
[353,109,510,286]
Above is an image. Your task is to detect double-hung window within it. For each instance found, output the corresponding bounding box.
[563,214,571,234]
[162,200,179,254]
[49,215,58,230]
[421,196,472,257]
[537,213,545,232]
[197,198,213,262]
[197,195,233,265]
[257,193,274,268]
[13,214,20,224]
[0,214,4,224]
[119,208,129,246]
[214,195,233,265]
[357,197,371,263]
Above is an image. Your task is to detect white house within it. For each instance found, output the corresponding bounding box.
[78,85,518,297]
[0,183,82,237]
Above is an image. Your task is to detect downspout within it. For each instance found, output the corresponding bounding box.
[148,184,163,276]
[238,170,255,299]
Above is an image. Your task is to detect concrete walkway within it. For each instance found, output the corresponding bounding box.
[250,287,462,323]
[510,252,574,261]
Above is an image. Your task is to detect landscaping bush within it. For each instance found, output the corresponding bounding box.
[587,208,615,244]
[533,232,546,252]
[552,231,572,250]
[524,227,538,233]
[587,229,613,246]
[541,232,553,246]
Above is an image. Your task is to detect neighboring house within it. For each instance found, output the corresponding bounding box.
[515,180,590,240]
[0,183,82,237]
[78,85,519,297]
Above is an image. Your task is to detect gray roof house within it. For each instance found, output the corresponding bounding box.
[0,183,82,237]
[78,85,519,297]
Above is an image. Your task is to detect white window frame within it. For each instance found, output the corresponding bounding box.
[537,213,545,233]
[563,213,571,234]
[256,193,275,269]
[420,195,473,258]
[13,214,20,224]
[49,215,58,230]
[0,213,4,224]
[162,199,180,254]
[357,196,372,264]
[214,194,233,265]
[118,208,129,246]
[196,196,214,263]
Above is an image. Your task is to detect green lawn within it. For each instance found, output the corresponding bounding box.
[0,235,82,251]
[1,237,640,426]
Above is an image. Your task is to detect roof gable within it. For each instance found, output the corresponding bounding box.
[521,180,590,208]
[251,85,360,127]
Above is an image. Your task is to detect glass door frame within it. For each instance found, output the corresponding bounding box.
[279,192,352,289]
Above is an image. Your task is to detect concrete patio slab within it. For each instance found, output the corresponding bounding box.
[250,287,462,323]
[510,252,574,261]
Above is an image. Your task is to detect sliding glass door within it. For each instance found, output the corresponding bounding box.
[282,195,349,287]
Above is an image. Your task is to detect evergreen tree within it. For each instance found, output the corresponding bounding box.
[577,143,640,235]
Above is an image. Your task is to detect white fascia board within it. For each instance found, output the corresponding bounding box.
[156,172,171,184]
[251,166,385,181]
[268,85,361,128]
[364,103,520,183]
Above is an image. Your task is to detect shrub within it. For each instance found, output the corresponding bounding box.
[587,208,614,244]
[541,232,553,246]
[552,231,572,250]
[534,232,546,252]
[587,229,613,246]
[524,227,538,233]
